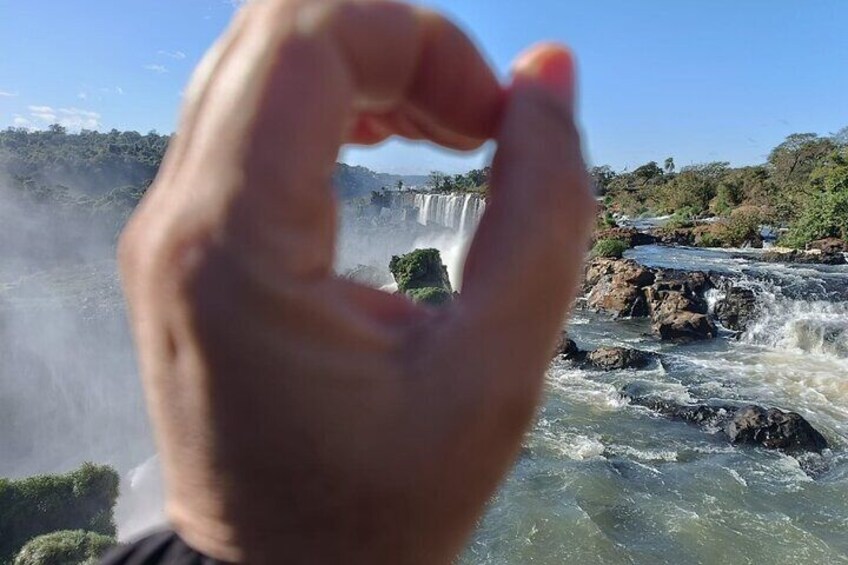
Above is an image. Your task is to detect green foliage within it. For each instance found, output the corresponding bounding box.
[596,211,618,230]
[664,206,699,229]
[428,168,490,194]
[592,238,630,259]
[406,287,453,306]
[781,148,848,247]
[0,463,119,564]
[13,531,115,565]
[389,248,452,293]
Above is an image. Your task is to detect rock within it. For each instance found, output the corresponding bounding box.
[626,394,829,455]
[714,287,757,332]
[652,311,717,342]
[594,227,657,248]
[628,395,736,428]
[406,287,453,306]
[389,248,452,292]
[647,227,695,246]
[389,249,453,305]
[725,405,829,454]
[583,258,654,318]
[553,331,583,360]
[0,463,119,563]
[760,249,846,266]
[586,346,653,370]
[644,269,714,341]
[807,238,847,254]
[342,264,394,288]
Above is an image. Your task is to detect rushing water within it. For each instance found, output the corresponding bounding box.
[2,195,847,561]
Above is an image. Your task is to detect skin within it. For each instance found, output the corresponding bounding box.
[118,0,596,563]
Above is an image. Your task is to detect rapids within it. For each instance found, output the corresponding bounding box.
[2,193,847,562]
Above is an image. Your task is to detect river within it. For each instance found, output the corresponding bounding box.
[1,193,846,562]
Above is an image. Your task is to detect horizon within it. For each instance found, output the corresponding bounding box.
[2,0,847,175]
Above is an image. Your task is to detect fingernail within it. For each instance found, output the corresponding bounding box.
[511,43,576,105]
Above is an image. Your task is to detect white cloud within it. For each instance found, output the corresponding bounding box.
[77,92,88,100]
[144,64,168,74]
[24,105,102,131]
[116,86,125,95]
[0,90,18,97]
[158,50,186,60]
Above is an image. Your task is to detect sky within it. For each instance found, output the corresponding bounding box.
[1,0,846,174]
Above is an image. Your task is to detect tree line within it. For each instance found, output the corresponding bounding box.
[590,128,848,247]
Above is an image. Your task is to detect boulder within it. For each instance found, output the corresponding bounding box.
[652,311,717,342]
[585,347,653,370]
[583,258,654,318]
[389,248,453,305]
[389,248,452,293]
[626,394,828,455]
[714,287,757,332]
[644,269,715,341]
[725,405,829,454]
[553,331,583,360]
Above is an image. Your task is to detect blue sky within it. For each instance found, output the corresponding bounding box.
[1,0,846,174]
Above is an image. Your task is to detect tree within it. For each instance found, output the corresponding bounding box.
[396,179,404,192]
[664,157,675,174]
[589,165,616,195]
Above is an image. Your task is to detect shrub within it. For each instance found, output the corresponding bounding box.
[389,248,452,293]
[13,530,115,565]
[0,463,119,563]
[592,238,630,259]
[782,187,848,248]
[406,287,453,306]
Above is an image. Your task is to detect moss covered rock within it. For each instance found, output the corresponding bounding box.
[406,287,453,306]
[13,530,115,565]
[0,463,119,563]
[389,248,452,293]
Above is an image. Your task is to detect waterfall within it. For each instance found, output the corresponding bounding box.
[408,192,486,233]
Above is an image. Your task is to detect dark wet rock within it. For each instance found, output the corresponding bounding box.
[760,249,846,266]
[585,347,654,370]
[652,311,717,342]
[725,405,829,454]
[625,393,829,455]
[628,395,736,428]
[714,287,757,332]
[594,227,657,248]
[553,331,584,360]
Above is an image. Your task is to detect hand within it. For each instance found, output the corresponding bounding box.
[118,0,595,562]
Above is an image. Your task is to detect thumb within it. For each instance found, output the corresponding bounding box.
[454,44,597,400]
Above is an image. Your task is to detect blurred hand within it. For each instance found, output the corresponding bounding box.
[118,0,595,562]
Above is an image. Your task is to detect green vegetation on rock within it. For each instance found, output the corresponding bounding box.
[406,287,453,306]
[389,248,452,293]
[13,530,115,565]
[592,238,630,259]
[0,463,119,564]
